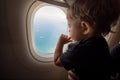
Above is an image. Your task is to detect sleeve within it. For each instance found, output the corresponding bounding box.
[60,43,82,71]
[60,51,75,71]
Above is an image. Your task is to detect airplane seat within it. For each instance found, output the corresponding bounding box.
[110,43,120,80]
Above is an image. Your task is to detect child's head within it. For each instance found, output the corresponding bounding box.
[67,0,120,41]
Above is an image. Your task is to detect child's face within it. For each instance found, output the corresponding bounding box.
[67,11,85,41]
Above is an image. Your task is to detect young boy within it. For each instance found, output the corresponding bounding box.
[54,0,120,80]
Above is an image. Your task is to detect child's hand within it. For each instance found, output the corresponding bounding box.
[58,34,72,44]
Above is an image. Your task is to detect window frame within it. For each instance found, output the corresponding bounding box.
[27,1,67,62]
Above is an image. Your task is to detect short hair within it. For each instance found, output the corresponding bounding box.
[68,0,120,36]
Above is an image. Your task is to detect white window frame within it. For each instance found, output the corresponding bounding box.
[27,1,67,62]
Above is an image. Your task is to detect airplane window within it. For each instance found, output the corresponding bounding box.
[33,6,67,57]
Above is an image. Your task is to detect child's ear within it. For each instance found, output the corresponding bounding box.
[81,21,91,35]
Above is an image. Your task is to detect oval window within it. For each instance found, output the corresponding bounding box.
[33,6,67,57]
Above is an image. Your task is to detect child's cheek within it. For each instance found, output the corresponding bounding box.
[69,32,74,38]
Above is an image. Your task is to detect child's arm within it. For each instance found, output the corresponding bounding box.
[54,34,72,67]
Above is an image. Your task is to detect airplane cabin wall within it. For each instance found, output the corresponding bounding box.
[0,0,67,79]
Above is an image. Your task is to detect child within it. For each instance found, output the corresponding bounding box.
[54,0,120,80]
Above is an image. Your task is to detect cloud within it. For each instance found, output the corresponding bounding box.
[34,6,67,22]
